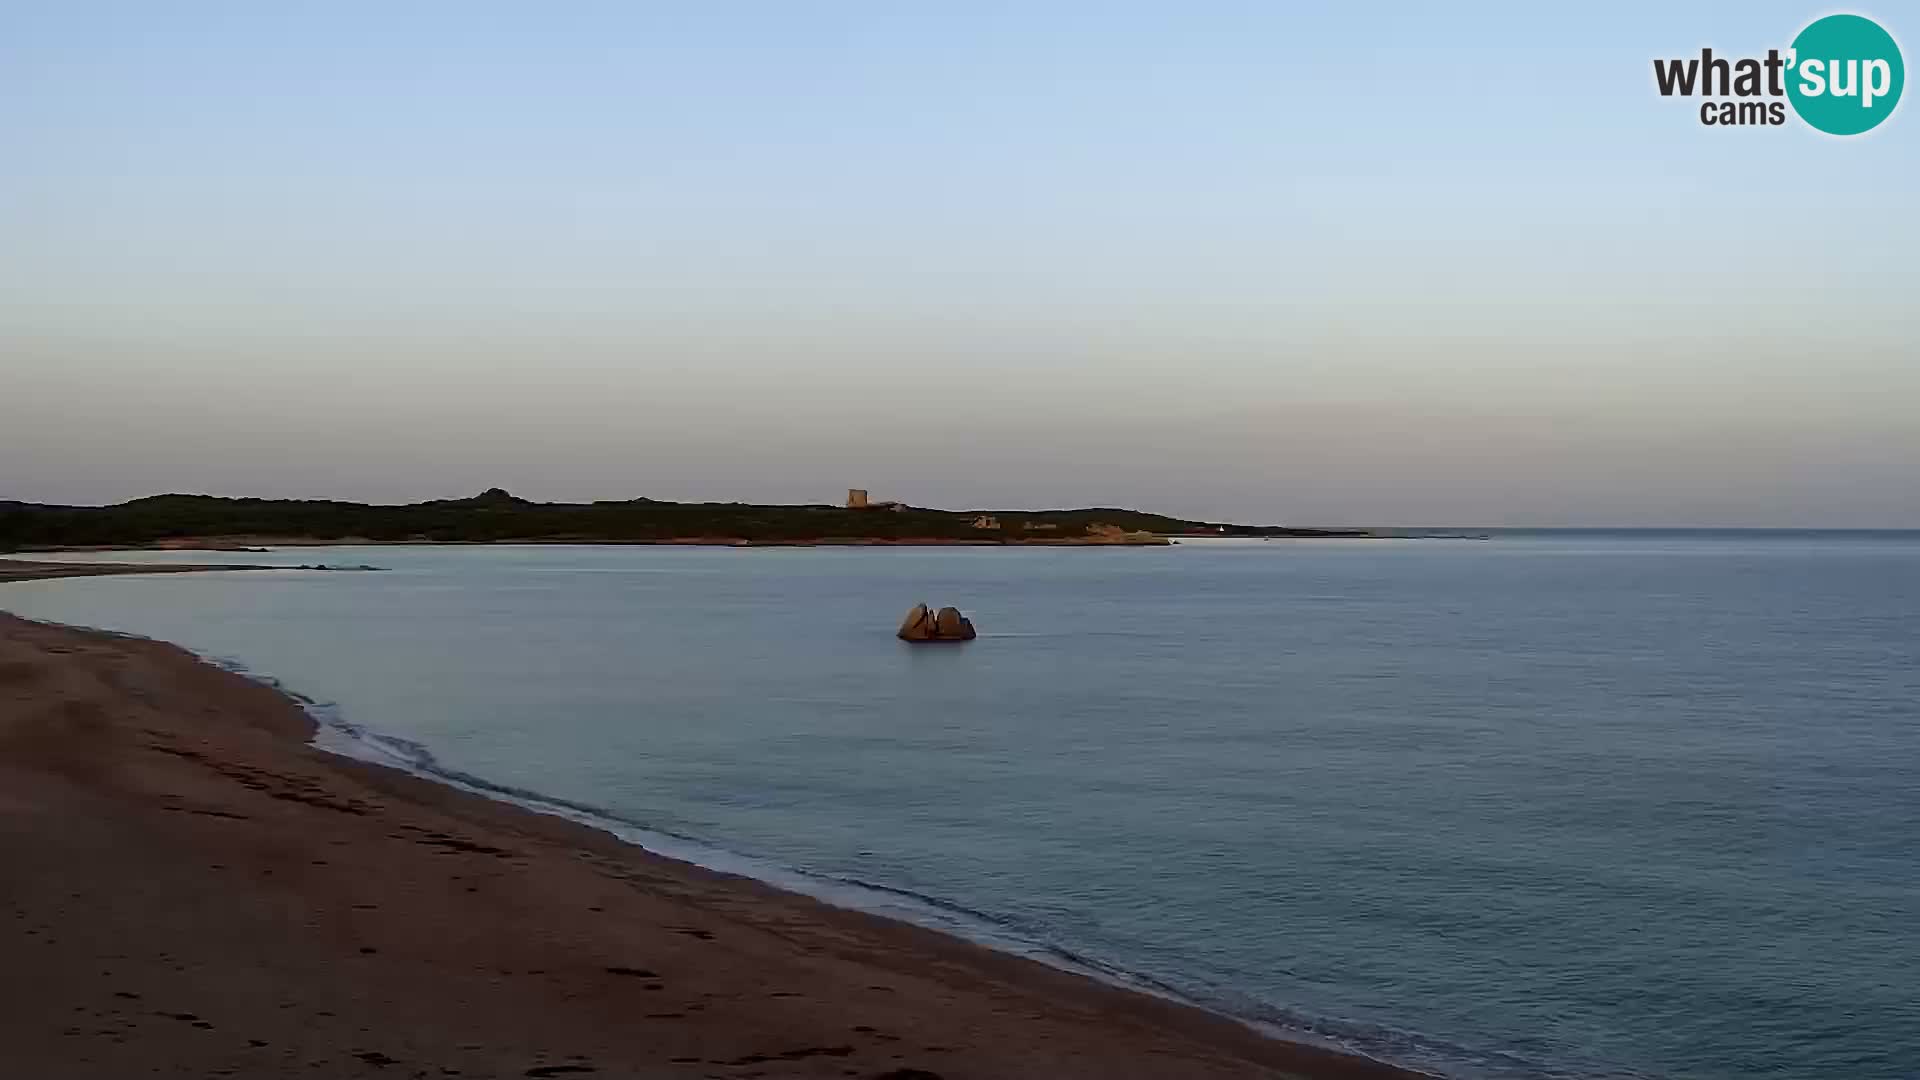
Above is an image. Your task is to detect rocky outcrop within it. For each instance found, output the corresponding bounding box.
[934,606,973,638]
[898,604,934,639]
[898,603,976,642]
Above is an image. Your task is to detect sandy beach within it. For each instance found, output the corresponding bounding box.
[0,560,1424,1080]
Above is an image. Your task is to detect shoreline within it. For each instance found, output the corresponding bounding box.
[1,561,1432,1080]
[20,535,1211,551]
[12,529,1383,556]
[0,557,270,581]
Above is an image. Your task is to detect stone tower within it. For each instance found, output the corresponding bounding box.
[847,488,869,509]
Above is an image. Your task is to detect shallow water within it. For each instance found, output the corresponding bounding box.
[7,533,1918,1079]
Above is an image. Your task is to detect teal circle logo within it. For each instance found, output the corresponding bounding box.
[1786,14,1904,135]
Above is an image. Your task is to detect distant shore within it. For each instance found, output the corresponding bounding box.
[0,488,1373,550]
[18,530,1379,552]
[19,534,1180,550]
[0,560,1424,1080]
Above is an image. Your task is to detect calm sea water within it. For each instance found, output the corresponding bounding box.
[5,534,1917,1079]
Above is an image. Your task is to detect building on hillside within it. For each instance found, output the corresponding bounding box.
[847,487,906,511]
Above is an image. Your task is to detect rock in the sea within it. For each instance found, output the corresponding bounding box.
[934,606,976,640]
[898,603,936,641]
[898,603,975,642]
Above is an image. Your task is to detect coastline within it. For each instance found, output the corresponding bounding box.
[0,561,1429,1080]
[22,534,1184,550]
[1,491,1372,552]
[0,557,268,581]
[16,529,1383,555]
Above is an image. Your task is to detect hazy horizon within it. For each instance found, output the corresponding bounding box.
[17,483,1920,534]
[6,2,1916,528]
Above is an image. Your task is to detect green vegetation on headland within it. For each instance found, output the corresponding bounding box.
[0,489,1370,550]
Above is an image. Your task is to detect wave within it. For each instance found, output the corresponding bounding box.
[198,649,1627,1080]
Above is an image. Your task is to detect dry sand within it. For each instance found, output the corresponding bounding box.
[1,560,1428,1079]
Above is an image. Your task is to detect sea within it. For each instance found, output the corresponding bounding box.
[4,532,1916,1080]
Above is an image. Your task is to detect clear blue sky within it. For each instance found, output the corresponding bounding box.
[4,2,1915,525]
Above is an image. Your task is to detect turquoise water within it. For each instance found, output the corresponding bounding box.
[5,534,1917,1079]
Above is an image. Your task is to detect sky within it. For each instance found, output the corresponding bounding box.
[3,1,1916,526]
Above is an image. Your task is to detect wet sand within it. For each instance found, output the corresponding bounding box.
[0,558,265,581]
[0,560,1428,1079]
